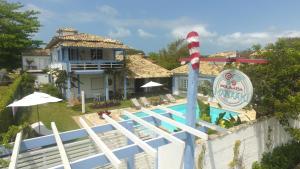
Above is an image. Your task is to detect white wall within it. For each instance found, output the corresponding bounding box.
[195,117,300,169]
[35,73,49,84]
[173,75,215,96]
[51,48,59,62]
[172,76,179,95]
[22,56,50,70]
[74,74,105,98]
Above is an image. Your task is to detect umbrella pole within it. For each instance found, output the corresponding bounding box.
[37,105,40,134]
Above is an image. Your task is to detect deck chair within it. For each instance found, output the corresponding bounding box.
[159,95,169,104]
[131,98,142,109]
[140,97,151,107]
[166,94,176,103]
[31,121,53,136]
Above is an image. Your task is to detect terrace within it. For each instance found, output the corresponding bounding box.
[4,101,232,169]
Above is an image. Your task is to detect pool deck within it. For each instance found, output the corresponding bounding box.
[205,101,256,121]
[73,98,256,127]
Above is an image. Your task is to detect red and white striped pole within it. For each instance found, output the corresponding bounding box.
[184,31,200,169]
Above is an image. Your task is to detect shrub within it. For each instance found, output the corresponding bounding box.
[198,99,211,122]
[0,75,22,133]
[40,84,62,98]
[20,73,35,96]
[91,100,121,109]
[252,141,300,169]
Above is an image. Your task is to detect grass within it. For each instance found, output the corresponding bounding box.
[14,94,181,132]
[16,99,133,132]
[16,102,81,131]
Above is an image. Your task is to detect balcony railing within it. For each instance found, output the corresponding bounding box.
[69,60,124,71]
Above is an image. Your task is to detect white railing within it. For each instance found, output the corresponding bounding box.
[50,63,67,71]
[69,60,123,71]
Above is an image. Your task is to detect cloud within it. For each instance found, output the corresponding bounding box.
[97,5,118,17]
[137,29,155,38]
[66,5,118,23]
[171,24,217,38]
[217,32,271,45]
[25,4,55,22]
[216,30,300,47]
[109,27,131,38]
[67,11,96,23]
[278,30,300,38]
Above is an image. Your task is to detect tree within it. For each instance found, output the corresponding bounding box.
[0,0,41,70]
[240,38,300,140]
[149,39,189,70]
[126,48,145,55]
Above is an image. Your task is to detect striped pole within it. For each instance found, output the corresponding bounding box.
[184,31,200,169]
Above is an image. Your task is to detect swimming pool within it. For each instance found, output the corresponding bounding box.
[121,103,238,131]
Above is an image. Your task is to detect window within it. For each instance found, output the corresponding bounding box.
[90,49,103,60]
[68,48,78,60]
[180,79,188,89]
[91,78,101,90]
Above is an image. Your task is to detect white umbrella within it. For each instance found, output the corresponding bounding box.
[141,81,163,88]
[7,92,62,134]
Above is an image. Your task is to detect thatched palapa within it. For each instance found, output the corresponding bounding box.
[171,62,224,76]
[125,55,172,79]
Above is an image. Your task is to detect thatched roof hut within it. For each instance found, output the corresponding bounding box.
[124,55,172,79]
[171,62,224,76]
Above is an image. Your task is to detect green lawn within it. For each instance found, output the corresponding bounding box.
[16,99,133,132]
[14,95,181,132]
[16,102,81,131]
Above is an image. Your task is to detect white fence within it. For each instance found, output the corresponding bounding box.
[195,117,300,169]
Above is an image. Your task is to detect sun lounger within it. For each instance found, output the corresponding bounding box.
[131,98,142,109]
[159,95,169,104]
[140,97,151,107]
[165,94,176,103]
[31,121,53,136]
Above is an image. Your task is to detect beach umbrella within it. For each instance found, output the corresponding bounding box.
[141,81,163,88]
[7,92,62,134]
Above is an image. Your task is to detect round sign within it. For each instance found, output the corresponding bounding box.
[213,69,253,110]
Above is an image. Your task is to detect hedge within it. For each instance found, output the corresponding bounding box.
[252,141,300,169]
[0,76,22,133]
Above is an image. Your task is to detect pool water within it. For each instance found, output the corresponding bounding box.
[121,103,238,132]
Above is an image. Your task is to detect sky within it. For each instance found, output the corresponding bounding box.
[9,0,300,55]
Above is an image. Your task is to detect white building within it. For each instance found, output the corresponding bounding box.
[46,28,171,99]
[171,62,224,96]
[22,49,51,84]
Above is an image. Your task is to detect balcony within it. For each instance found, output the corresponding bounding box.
[68,60,124,71]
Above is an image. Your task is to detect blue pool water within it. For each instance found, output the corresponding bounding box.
[121,103,238,132]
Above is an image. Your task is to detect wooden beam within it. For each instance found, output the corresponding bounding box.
[16,112,172,153]
[102,114,157,157]
[51,122,71,169]
[123,111,184,144]
[157,106,185,119]
[79,117,121,168]
[51,132,187,169]
[141,108,208,140]
[197,120,228,133]
[9,131,22,169]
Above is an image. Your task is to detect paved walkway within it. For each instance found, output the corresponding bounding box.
[73,98,256,127]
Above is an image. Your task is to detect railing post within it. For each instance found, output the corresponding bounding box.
[81,91,85,114]
[97,61,100,70]
[124,74,127,100]
[105,74,109,101]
